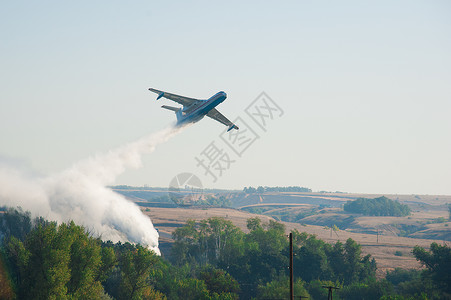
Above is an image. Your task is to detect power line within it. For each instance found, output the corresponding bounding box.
[322,285,340,300]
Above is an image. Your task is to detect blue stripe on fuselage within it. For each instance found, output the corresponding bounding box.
[176,91,226,125]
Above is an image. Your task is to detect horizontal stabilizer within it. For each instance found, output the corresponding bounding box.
[149,88,200,106]
[161,105,180,112]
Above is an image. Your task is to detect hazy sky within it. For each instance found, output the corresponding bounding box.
[1,1,450,195]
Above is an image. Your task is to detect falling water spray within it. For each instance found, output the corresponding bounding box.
[0,124,185,254]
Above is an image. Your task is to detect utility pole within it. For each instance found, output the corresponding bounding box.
[322,285,339,300]
[290,232,294,300]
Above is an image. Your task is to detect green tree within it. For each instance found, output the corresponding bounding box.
[177,278,210,300]
[172,218,243,266]
[385,268,420,286]
[413,242,451,295]
[344,196,411,217]
[246,217,262,232]
[266,219,285,233]
[224,219,288,299]
[294,234,331,282]
[119,245,159,300]
[170,217,378,299]
[0,254,15,300]
[147,260,229,300]
[257,277,309,300]
[4,221,116,300]
[15,222,71,299]
[327,238,376,284]
[0,207,32,242]
[197,265,240,299]
[395,278,438,299]
[339,279,394,300]
[63,222,108,298]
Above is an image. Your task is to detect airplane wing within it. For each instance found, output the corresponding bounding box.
[148,88,200,106]
[206,108,239,130]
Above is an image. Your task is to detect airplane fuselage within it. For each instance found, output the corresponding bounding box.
[149,87,238,131]
[175,91,227,126]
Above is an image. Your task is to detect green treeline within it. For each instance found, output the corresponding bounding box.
[170,217,450,299]
[343,196,411,217]
[0,207,449,299]
[0,208,238,299]
[193,195,232,208]
[171,217,376,299]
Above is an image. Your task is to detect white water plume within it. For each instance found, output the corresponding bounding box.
[0,125,185,254]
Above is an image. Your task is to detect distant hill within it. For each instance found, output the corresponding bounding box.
[111,186,450,241]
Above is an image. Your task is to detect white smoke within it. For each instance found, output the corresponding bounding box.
[0,125,185,255]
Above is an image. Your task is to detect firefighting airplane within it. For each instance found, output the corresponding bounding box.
[148,88,239,132]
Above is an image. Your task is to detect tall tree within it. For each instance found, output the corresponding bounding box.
[17,222,71,299]
[246,217,262,232]
[63,222,113,299]
[197,265,240,299]
[294,234,330,282]
[119,245,159,300]
[413,242,451,295]
[0,255,15,299]
[4,221,116,299]
[257,277,309,300]
[0,207,32,242]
